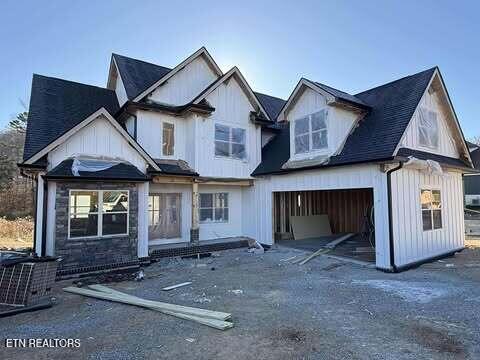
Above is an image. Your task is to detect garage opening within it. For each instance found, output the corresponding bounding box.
[273,188,375,263]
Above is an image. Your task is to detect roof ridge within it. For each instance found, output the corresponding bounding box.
[313,80,355,95]
[355,66,437,96]
[112,53,172,71]
[254,91,286,102]
[33,73,114,92]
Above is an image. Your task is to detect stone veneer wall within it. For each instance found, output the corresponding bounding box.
[55,182,138,270]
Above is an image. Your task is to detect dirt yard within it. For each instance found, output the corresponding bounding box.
[0,217,34,250]
[1,245,480,359]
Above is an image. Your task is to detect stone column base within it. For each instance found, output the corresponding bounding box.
[190,228,199,244]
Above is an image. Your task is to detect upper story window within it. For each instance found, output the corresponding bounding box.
[162,122,174,156]
[418,108,439,149]
[215,124,246,160]
[294,110,328,155]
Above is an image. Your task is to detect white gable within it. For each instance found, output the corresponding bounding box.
[194,75,262,178]
[48,115,148,172]
[398,79,460,158]
[114,70,129,107]
[285,86,360,162]
[148,55,218,105]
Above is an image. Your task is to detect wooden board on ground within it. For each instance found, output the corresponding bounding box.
[162,282,192,291]
[290,214,332,240]
[86,285,233,331]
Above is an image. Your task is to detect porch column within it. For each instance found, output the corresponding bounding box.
[137,181,149,258]
[34,172,45,256]
[190,181,199,244]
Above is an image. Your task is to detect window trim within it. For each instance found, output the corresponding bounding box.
[420,187,443,232]
[68,189,130,240]
[199,192,229,224]
[292,109,329,156]
[417,107,439,151]
[214,123,247,161]
[162,121,175,157]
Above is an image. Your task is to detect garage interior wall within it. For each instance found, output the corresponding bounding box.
[273,188,374,239]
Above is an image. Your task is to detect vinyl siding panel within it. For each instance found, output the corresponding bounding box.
[148,56,218,105]
[48,116,147,172]
[390,167,464,267]
[399,85,459,158]
[195,77,262,178]
[286,87,359,161]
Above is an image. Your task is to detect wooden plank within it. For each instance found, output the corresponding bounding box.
[162,282,192,291]
[87,285,232,330]
[63,286,231,320]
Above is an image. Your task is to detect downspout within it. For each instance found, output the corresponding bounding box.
[41,175,48,257]
[386,161,405,272]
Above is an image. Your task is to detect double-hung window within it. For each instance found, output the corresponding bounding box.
[69,190,129,238]
[418,108,439,149]
[214,124,246,160]
[199,193,229,223]
[162,122,174,156]
[420,189,442,231]
[294,109,328,154]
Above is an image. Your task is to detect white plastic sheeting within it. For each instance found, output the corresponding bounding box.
[404,156,443,176]
[71,156,122,176]
[418,107,439,148]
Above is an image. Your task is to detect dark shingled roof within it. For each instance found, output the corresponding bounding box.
[397,148,470,169]
[45,158,149,181]
[470,148,480,170]
[313,82,368,108]
[113,54,172,100]
[254,92,286,120]
[253,67,439,176]
[24,75,120,161]
[150,159,198,176]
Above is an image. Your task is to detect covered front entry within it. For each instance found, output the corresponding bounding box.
[273,188,376,263]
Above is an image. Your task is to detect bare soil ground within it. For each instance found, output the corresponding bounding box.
[0,217,33,250]
[1,246,480,359]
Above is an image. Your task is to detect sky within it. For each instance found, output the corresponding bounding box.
[0,0,478,138]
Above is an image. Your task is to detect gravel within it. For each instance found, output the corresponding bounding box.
[1,245,480,359]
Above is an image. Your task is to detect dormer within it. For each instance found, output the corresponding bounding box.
[277,79,369,167]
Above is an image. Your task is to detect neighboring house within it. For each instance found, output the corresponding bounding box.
[19,47,474,274]
[464,141,480,206]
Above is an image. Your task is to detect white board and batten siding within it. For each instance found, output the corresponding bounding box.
[398,86,459,158]
[48,116,147,172]
[242,164,392,269]
[114,70,129,107]
[390,168,464,267]
[194,77,262,178]
[148,56,218,105]
[134,109,192,161]
[147,184,243,243]
[286,87,359,161]
[199,185,243,240]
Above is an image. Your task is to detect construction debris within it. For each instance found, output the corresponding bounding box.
[162,282,192,291]
[292,233,356,265]
[63,285,233,331]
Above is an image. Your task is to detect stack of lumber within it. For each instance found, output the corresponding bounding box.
[63,285,233,331]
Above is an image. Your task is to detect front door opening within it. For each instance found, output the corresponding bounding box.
[148,193,181,240]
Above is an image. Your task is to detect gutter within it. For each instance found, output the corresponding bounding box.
[386,161,405,272]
